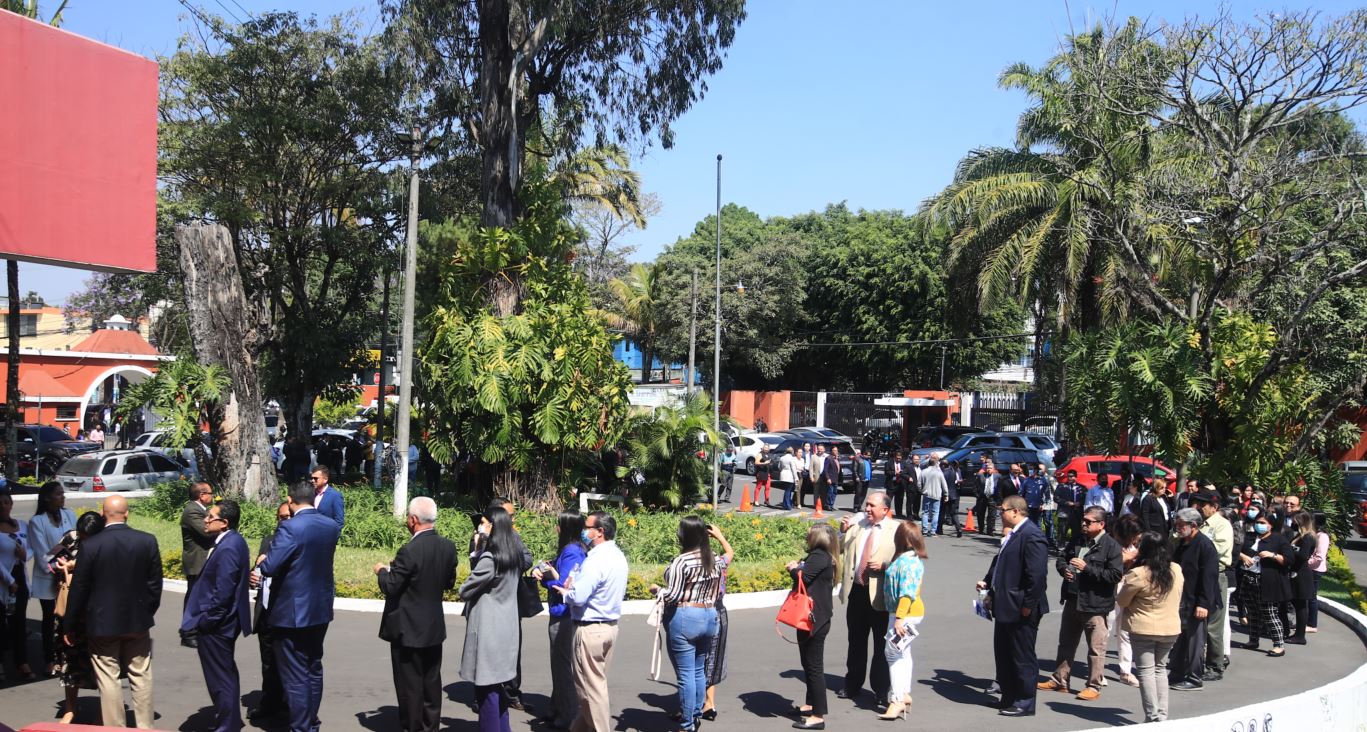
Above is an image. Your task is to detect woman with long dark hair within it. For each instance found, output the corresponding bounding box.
[534,510,587,729]
[28,481,75,677]
[1117,531,1184,723]
[52,511,104,723]
[650,515,722,732]
[786,522,838,731]
[0,489,29,683]
[460,506,523,732]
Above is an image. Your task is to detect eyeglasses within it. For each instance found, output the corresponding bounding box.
[310,476,324,482]
[1081,518,1103,526]
[206,515,225,523]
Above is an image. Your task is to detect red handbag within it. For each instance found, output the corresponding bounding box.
[775,572,815,641]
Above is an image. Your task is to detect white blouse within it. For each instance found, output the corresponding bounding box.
[28,508,75,600]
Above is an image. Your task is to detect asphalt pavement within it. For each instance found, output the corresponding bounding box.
[1,499,1363,732]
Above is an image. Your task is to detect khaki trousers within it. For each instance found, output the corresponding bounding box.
[1052,600,1109,690]
[89,633,154,728]
[570,622,618,732]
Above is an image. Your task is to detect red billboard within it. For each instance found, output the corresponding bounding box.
[0,11,158,272]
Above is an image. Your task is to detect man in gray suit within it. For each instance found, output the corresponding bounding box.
[180,481,215,648]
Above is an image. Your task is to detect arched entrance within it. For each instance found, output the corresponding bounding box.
[79,365,155,436]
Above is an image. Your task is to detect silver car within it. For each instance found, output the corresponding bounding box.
[56,449,191,493]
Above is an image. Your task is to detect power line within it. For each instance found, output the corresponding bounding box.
[797,332,1054,349]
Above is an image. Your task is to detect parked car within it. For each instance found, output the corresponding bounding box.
[1340,461,1367,537]
[132,430,209,472]
[861,410,904,431]
[912,425,988,449]
[55,449,191,492]
[940,446,1056,476]
[3,424,104,479]
[764,438,857,489]
[1054,455,1174,487]
[730,432,787,475]
[785,426,853,441]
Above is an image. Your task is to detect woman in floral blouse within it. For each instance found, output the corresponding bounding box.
[880,520,927,721]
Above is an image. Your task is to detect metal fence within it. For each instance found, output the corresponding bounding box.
[822,392,887,437]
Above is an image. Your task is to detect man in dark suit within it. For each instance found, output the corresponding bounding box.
[181,481,215,648]
[1169,507,1220,690]
[375,496,458,732]
[249,501,292,725]
[905,453,924,519]
[883,450,903,498]
[940,459,964,537]
[823,445,841,512]
[258,480,341,732]
[182,500,253,732]
[975,460,1001,535]
[311,466,346,530]
[65,494,162,728]
[977,495,1050,717]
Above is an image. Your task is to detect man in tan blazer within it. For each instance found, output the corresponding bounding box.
[836,491,899,709]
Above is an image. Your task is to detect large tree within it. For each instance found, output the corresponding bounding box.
[160,12,406,438]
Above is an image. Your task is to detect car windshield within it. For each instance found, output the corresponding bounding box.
[36,427,72,442]
[58,456,101,477]
[1344,473,1367,499]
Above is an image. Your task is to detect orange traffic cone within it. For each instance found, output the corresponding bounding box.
[813,495,825,518]
[964,506,977,533]
[739,483,754,513]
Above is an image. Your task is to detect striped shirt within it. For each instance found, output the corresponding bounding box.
[659,550,725,606]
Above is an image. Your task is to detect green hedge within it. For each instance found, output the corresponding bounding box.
[143,481,817,599]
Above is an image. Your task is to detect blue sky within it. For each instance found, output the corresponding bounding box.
[20,0,1365,304]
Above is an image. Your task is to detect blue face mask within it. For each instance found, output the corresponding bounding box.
[580,529,594,545]
[1253,523,1270,535]
[1246,509,1260,520]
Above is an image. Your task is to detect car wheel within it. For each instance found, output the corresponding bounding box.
[746,458,756,476]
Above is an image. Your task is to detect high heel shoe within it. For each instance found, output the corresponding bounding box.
[878,696,911,721]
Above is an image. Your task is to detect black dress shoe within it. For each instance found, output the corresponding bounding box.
[792,721,826,730]
[701,709,717,721]
[1169,680,1203,691]
[834,688,856,700]
[1201,669,1223,682]
[1285,636,1307,645]
[180,637,198,649]
[999,706,1034,717]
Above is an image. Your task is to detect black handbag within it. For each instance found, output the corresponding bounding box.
[517,575,544,618]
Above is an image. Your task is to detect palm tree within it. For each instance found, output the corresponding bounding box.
[923,20,1163,332]
[604,262,667,383]
[619,391,722,508]
[0,1,68,24]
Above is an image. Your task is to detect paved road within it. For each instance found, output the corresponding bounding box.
[2,520,1362,731]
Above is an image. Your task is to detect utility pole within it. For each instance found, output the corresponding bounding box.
[687,268,698,395]
[373,269,390,491]
[393,127,422,518]
[712,154,722,507]
[939,345,947,391]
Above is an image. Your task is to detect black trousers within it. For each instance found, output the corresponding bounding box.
[852,480,868,511]
[798,621,831,716]
[257,626,286,715]
[939,497,962,535]
[974,496,997,534]
[391,643,442,732]
[1167,616,1206,685]
[5,569,30,667]
[889,482,907,518]
[907,488,923,519]
[993,615,1040,712]
[197,631,242,732]
[843,586,890,701]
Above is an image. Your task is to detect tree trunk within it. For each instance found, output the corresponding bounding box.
[280,384,317,448]
[5,260,18,481]
[177,223,278,502]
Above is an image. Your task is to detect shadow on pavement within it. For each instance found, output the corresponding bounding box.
[1044,699,1134,726]
[737,689,796,718]
[177,704,219,731]
[921,668,996,706]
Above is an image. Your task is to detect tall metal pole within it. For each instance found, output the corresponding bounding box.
[373,269,390,491]
[712,155,722,506]
[687,269,698,395]
[393,128,422,518]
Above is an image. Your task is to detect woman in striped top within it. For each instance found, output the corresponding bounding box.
[650,515,724,731]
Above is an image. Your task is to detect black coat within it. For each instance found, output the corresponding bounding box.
[791,547,834,629]
[1242,531,1295,603]
[1138,493,1171,535]
[378,530,459,648]
[65,523,163,637]
[982,519,1050,621]
[1291,533,1317,601]
[1173,531,1220,617]
[1055,532,1125,614]
[943,466,962,500]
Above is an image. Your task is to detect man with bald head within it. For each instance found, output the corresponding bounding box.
[65,494,163,727]
[376,496,458,732]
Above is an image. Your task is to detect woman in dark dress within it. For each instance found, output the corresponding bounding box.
[1287,511,1318,644]
[53,511,104,724]
[1236,511,1294,657]
[786,523,838,730]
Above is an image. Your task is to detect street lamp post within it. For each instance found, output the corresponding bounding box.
[713,154,722,507]
[393,127,423,518]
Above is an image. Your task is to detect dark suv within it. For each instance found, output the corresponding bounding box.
[0,425,103,479]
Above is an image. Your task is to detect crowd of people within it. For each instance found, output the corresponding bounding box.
[0,458,1341,731]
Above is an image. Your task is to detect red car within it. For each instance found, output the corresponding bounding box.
[1055,455,1174,487]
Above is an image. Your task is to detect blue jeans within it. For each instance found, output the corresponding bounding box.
[781,481,796,510]
[921,497,941,535]
[666,605,719,728]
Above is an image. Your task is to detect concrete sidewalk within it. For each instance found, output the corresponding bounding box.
[1,527,1362,731]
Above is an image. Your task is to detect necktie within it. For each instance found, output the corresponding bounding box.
[856,526,877,585]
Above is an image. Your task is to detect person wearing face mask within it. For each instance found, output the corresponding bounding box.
[533,511,587,729]
[1167,508,1219,690]
[1235,511,1294,657]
